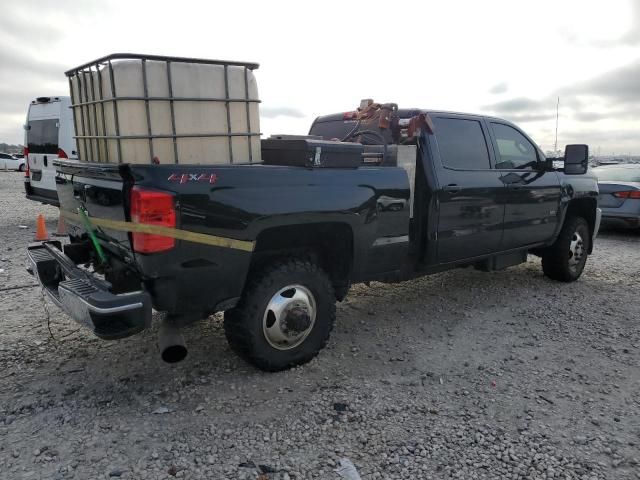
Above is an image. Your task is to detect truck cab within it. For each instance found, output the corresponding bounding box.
[311,109,599,273]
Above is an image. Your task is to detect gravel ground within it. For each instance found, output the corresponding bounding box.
[0,170,639,480]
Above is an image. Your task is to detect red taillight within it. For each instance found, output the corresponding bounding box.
[23,147,29,177]
[613,191,640,199]
[130,187,176,253]
[57,148,68,159]
[343,111,358,120]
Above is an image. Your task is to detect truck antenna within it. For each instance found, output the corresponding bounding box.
[554,96,559,153]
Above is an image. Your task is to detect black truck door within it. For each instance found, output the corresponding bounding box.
[431,115,505,263]
[488,122,561,249]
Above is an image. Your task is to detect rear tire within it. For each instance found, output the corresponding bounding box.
[542,216,590,282]
[224,258,336,371]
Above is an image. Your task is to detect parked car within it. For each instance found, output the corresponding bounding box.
[592,164,640,230]
[24,96,78,206]
[27,54,601,372]
[0,152,25,171]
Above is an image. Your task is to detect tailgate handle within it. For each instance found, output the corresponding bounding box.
[443,184,461,193]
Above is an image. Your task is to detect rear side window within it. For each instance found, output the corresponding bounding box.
[309,120,394,144]
[490,123,538,169]
[309,120,355,140]
[433,117,491,169]
[27,119,59,154]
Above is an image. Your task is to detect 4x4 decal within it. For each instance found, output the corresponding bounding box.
[168,173,218,184]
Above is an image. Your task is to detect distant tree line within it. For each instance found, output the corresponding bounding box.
[0,143,23,153]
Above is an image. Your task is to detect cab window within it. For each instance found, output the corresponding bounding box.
[490,123,538,169]
[433,117,491,170]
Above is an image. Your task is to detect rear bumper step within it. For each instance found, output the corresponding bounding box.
[27,242,151,339]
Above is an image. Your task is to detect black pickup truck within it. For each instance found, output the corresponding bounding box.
[28,109,600,371]
[27,77,600,371]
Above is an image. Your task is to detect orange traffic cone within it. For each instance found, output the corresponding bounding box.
[35,214,49,241]
[54,213,66,237]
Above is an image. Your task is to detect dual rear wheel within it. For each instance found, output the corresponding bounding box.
[223,258,335,372]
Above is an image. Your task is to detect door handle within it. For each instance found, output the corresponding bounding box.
[507,183,524,190]
[443,184,461,193]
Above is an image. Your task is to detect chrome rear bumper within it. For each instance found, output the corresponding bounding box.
[27,242,151,340]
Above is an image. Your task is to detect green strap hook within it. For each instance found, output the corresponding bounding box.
[77,206,107,264]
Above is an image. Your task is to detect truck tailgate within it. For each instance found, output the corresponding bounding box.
[54,160,256,314]
[56,160,133,261]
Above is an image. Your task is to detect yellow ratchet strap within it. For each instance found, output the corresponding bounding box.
[60,210,255,253]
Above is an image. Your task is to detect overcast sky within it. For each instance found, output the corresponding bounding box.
[1,0,639,154]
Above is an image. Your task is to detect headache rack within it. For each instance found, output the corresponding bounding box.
[65,53,262,165]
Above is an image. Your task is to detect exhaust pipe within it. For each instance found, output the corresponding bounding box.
[158,320,188,363]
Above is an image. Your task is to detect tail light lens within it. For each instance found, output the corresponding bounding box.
[130,187,176,253]
[613,191,640,199]
[23,147,29,177]
[57,148,68,159]
[343,111,358,120]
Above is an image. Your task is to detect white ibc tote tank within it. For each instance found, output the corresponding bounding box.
[67,54,261,165]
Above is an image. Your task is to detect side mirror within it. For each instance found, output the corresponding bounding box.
[564,144,589,175]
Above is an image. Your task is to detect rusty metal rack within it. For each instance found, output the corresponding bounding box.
[65,53,261,164]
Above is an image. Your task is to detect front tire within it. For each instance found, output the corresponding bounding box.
[542,216,590,282]
[224,258,336,371]
[18,164,25,172]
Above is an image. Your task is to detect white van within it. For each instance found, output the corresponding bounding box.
[24,96,78,206]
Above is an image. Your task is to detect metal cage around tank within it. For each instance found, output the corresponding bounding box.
[65,53,261,165]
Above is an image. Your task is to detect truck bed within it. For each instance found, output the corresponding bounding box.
[54,160,412,316]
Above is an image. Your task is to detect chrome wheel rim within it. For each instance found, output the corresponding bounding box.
[568,230,585,272]
[262,285,316,350]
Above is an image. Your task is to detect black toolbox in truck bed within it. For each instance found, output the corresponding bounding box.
[261,138,364,168]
